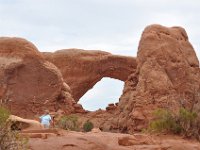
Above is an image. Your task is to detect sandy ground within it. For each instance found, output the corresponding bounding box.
[28,130,200,150]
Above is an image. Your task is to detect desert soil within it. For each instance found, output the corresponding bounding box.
[28,130,200,150]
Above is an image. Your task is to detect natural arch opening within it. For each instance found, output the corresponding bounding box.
[78,77,124,111]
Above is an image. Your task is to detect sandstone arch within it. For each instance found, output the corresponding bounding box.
[2,24,199,135]
[43,49,137,102]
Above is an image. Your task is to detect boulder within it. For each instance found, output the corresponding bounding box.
[0,37,75,117]
[118,134,154,146]
[73,104,85,113]
[8,115,43,130]
[106,103,116,111]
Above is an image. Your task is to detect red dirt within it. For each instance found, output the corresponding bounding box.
[28,130,200,150]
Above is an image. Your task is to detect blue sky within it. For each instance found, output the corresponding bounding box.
[0,0,200,110]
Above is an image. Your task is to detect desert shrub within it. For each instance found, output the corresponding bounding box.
[179,108,197,127]
[148,108,198,138]
[83,121,94,132]
[148,109,181,133]
[178,108,198,137]
[0,106,28,150]
[56,115,79,131]
[0,106,10,127]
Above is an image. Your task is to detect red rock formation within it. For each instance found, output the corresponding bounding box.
[1,24,200,136]
[106,103,117,111]
[116,24,200,132]
[43,49,136,101]
[0,37,75,117]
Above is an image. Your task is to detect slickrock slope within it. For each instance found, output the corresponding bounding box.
[29,130,200,150]
[43,49,136,101]
[0,37,75,117]
[116,24,200,132]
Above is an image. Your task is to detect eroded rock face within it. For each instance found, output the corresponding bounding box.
[1,24,200,135]
[43,49,137,101]
[116,24,200,132]
[41,25,200,134]
[0,37,75,117]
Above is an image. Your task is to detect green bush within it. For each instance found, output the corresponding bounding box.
[178,108,197,137]
[179,108,197,126]
[0,106,10,127]
[57,115,79,131]
[149,109,181,133]
[83,121,94,132]
[0,106,28,150]
[148,108,198,137]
